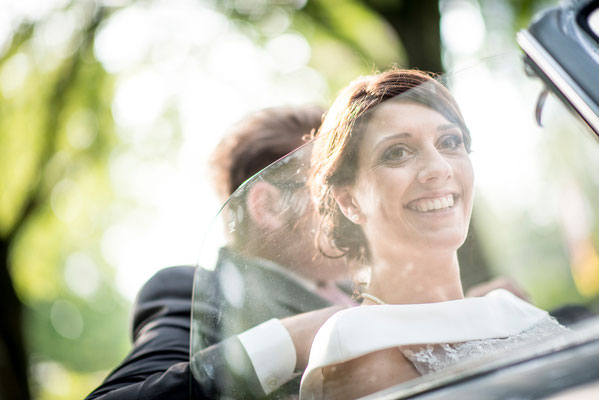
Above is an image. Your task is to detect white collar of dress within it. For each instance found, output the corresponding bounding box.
[301,289,548,398]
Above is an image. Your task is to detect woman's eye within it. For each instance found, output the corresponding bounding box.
[439,134,463,150]
[383,145,411,162]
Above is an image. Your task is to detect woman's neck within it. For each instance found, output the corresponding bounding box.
[364,250,464,305]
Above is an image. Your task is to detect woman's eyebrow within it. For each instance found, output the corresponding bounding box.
[374,132,412,152]
[437,123,460,131]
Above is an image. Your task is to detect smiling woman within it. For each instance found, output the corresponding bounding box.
[300,68,568,399]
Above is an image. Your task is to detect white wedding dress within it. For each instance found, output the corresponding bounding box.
[400,316,565,375]
[299,289,567,400]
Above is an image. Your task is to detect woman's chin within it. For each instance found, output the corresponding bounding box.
[416,230,468,254]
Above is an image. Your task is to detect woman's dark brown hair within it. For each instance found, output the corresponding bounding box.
[311,68,471,262]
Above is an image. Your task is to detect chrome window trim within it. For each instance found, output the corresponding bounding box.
[589,8,599,37]
[517,30,599,134]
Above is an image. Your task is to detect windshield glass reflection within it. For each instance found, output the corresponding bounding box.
[190,54,599,399]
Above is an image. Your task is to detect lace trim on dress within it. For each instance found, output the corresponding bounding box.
[401,316,567,375]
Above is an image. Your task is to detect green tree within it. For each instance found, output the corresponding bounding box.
[1,4,130,399]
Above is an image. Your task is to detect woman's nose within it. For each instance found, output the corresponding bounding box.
[417,150,453,183]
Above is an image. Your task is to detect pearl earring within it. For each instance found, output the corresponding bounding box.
[351,214,359,223]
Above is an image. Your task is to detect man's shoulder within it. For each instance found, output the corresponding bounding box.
[136,266,197,304]
[132,266,200,341]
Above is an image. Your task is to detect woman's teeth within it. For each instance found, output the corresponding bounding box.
[410,194,454,213]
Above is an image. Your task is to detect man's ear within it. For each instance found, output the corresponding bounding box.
[332,186,362,223]
[246,181,286,231]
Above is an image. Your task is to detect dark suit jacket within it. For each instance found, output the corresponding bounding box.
[85,248,331,400]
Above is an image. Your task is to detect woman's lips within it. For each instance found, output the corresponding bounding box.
[406,194,456,213]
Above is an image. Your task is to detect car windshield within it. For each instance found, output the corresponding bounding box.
[189,52,599,399]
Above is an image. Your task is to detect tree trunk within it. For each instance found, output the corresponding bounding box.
[0,237,30,400]
[365,0,443,73]
[0,9,106,399]
[365,0,492,288]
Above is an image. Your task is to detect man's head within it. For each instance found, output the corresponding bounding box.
[210,105,324,202]
[208,105,347,282]
[209,105,321,254]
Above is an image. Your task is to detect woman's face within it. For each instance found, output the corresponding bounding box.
[340,100,474,258]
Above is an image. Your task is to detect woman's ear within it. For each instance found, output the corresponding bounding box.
[246,181,286,231]
[332,186,362,224]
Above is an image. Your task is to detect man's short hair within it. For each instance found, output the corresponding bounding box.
[209,105,325,201]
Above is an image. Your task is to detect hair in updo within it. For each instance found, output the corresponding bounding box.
[310,68,471,262]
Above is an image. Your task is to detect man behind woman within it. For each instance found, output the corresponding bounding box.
[86,106,352,400]
[87,68,564,400]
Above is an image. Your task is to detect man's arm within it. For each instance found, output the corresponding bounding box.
[84,266,197,400]
[86,266,263,399]
[85,266,342,399]
[86,266,258,399]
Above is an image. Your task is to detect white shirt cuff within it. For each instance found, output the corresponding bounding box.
[237,318,298,394]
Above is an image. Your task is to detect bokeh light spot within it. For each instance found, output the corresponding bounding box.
[50,179,83,223]
[66,109,98,150]
[219,260,245,308]
[441,0,485,55]
[0,52,30,97]
[266,33,311,73]
[34,361,71,396]
[64,252,100,298]
[50,300,84,340]
[112,70,168,128]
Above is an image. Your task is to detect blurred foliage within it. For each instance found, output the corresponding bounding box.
[506,0,559,31]
[215,0,406,92]
[3,0,597,399]
[0,2,129,399]
[470,86,599,310]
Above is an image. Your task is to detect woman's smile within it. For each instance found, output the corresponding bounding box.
[405,193,456,213]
